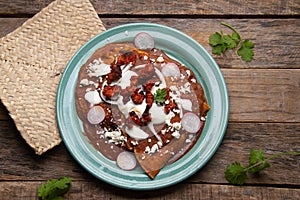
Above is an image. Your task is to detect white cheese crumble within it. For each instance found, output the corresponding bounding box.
[156,56,164,63]
[79,78,89,87]
[172,130,180,139]
[87,58,111,77]
[104,130,126,145]
[185,138,191,143]
[186,70,191,77]
[150,144,159,153]
[84,90,102,105]
[145,146,151,154]
[131,140,139,146]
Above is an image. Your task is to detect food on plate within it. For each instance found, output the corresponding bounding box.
[75,32,210,179]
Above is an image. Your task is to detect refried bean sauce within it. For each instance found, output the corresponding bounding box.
[75,40,210,179]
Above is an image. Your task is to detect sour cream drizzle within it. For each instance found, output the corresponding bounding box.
[84,54,194,144]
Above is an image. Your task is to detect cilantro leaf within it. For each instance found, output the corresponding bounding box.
[231,32,241,42]
[212,44,227,55]
[38,176,72,200]
[154,88,167,103]
[237,39,254,62]
[223,35,238,49]
[225,149,300,185]
[225,162,248,185]
[209,22,254,62]
[209,32,223,46]
[249,148,271,173]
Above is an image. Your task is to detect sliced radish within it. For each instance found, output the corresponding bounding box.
[161,63,181,77]
[134,32,155,50]
[87,105,105,125]
[181,112,202,133]
[116,151,137,170]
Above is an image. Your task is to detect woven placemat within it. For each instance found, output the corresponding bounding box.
[0,0,106,154]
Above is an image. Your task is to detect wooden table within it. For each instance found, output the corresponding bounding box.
[1,0,299,199]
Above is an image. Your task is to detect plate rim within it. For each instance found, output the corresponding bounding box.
[56,22,229,190]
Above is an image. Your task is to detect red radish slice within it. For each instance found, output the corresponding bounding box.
[161,63,181,77]
[87,106,105,125]
[134,32,155,50]
[116,151,137,170]
[181,112,202,133]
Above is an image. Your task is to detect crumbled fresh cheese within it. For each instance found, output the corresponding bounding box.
[172,122,181,130]
[150,58,156,63]
[186,70,191,77]
[87,59,111,77]
[143,55,148,60]
[156,56,164,63]
[185,138,191,143]
[104,130,126,145]
[150,144,159,153]
[80,78,89,87]
[157,141,163,148]
[180,73,185,80]
[191,78,196,83]
[171,129,181,139]
[84,90,102,105]
[145,146,151,154]
[141,154,146,160]
[131,140,139,146]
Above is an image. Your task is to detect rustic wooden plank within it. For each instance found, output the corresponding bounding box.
[102,18,300,70]
[0,181,299,200]
[1,120,299,185]
[223,68,300,122]
[1,18,299,69]
[0,0,299,16]
[1,68,299,122]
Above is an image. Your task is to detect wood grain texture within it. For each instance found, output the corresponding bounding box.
[0,3,300,198]
[1,69,299,122]
[1,120,299,185]
[0,181,299,200]
[0,0,299,15]
[1,18,299,69]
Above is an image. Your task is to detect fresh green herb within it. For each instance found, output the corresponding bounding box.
[154,88,167,103]
[209,22,254,62]
[225,149,300,185]
[38,176,72,200]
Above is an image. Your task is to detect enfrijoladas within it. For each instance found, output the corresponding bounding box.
[75,34,210,179]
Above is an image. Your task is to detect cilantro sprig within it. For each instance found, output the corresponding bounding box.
[38,176,72,200]
[209,22,254,62]
[154,88,167,103]
[225,149,300,185]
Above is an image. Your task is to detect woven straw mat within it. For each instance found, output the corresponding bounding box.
[0,0,106,154]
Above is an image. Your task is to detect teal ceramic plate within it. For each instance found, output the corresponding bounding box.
[56,23,229,190]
